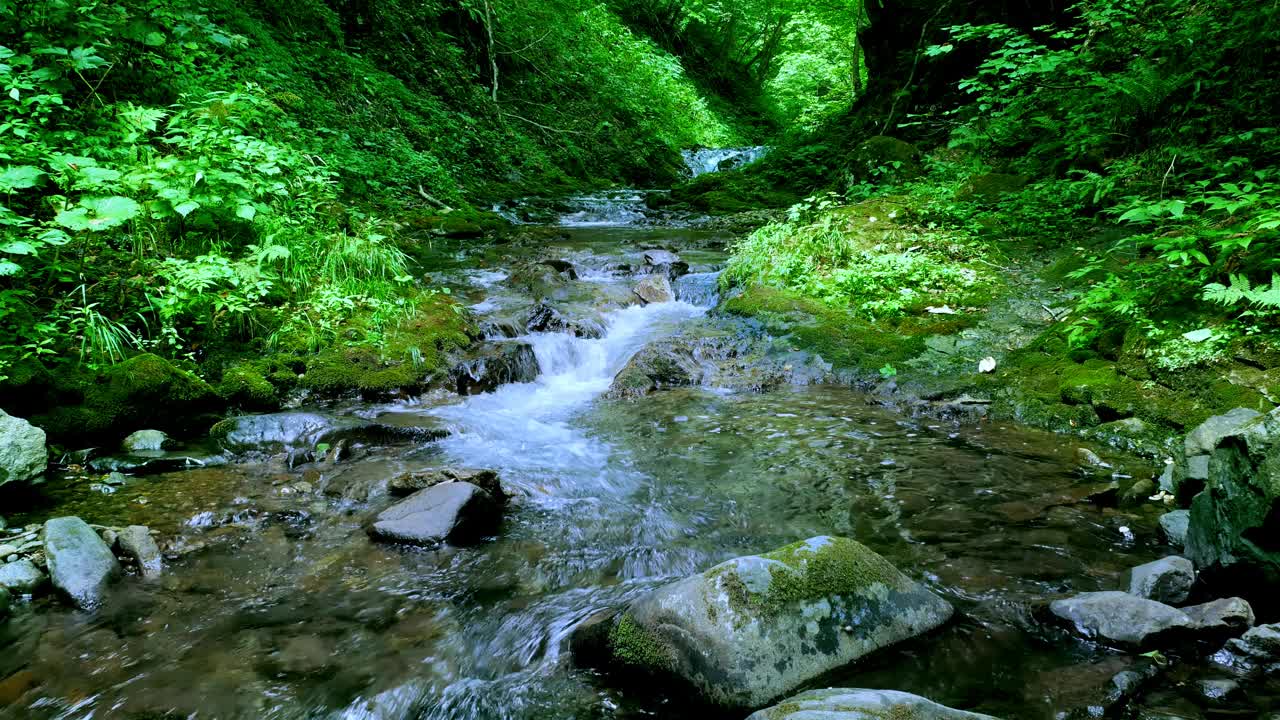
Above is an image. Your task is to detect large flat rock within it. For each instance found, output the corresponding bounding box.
[747,688,1001,720]
[369,482,500,545]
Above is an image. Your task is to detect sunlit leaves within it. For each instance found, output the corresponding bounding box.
[55,196,141,231]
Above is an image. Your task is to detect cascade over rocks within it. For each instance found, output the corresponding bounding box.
[572,536,953,708]
[451,341,540,395]
[525,302,605,338]
[0,409,46,486]
[747,688,1001,720]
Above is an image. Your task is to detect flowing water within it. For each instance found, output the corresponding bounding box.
[682,147,768,177]
[0,192,1221,720]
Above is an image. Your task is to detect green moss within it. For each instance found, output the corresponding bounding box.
[607,613,674,670]
[216,364,280,411]
[714,537,906,620]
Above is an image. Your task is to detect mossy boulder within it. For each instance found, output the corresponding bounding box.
[747,688,1001,720]
[1184,406,1280,597]
[574,536,952,708]
[405,208,511,238]
[33,353,218,441]
[217,364,281,411]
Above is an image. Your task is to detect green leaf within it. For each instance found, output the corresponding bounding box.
[143,32,166,47]
[1182,328,1215,343]
[37,228,71,246]
[0,259,20,276]
[8,88,18,101]
[76,166,121,187]
[82,196,141,230]
[54,207,91,231]
[0,240,36,255]
[235,204,257,221]
[174,200,201,217]
[0,165,44,190]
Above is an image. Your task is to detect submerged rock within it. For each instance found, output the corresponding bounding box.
[632,275,673,305]
[116,525,163,580]
[121,429,169,452]
[0,409,46,486]
[1050,591,1192,647]
[42,516,121,610]
[746,688,1000,720]
[369,482,501,545]
[0,558,47,594]
[574,536,953,707]
[1128,556,1195,604]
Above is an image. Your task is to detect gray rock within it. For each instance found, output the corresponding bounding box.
[633,274,673,304]
[122,429,169,452]
[42,516,121,609]
[0,409,47,486]
[1159,510,1190,547]
[1050,591,1192,647]
[641,249,689,280]
[451,341,540,395]
[1186,454,1210,481]
[1236,623,1280,658]
[369,482,500,545]
[1195,679,1240,706]
[1185,408,1261,456]
[1182,597,1254,635]
[1212,623,1280,672]
[116,525,163,579]
[1128,556,1195,604]
[0,558,47,594]
[211,412,445,460]
[525,302,605,338]
[576,536,953,707]
[1184,406,1280,588]
[745,688,1000,720]
[642,249,680,266]
[387,468,504,500]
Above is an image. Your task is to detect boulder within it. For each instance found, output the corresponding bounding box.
[121,429,169,452]
[369,482,501,545]
[451,341,540,395]
[42,516,121,610]
[1185,408,1262,455]
[1128,556,1195,604]
[1049,592,1192,647]
[574,536,953,707]
[641,249,689,280]
[509,261,575,300]
[607,338,706,399]
[211,412,445,460]
[525,302,605,338]
[1182,597,1254,635]
[387,468,505,500]
[0,409,47,486]
[633,275,674,305]
[746,688,1000,720]
[1159,510,1190,547]
[116,525,163,580]
[0,558,46,594]
[1183,406,1280,590]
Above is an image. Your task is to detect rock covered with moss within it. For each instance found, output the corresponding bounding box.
[746,688,1001,720]
[575,536,953,707]
[0,409,46,487]
[1182,406,1280,592]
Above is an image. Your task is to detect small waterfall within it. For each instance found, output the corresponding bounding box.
[682,146,768,177]
[673,271,722,307]
[557,190,650,226]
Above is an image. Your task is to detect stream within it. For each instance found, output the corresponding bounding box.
[0,186,1193,720]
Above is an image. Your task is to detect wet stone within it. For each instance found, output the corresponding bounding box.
[0,558,45,594]
[632,274,673,304]
[1159,510,1190,547]
[42,516,121,610]
[387,468,505,501]
[1128,556,1195,604]
[369,482,501,546]
[116,525,163,580]
[122,429,169,452]
[1182,597,1254,636]
[745,688,999,720]
[1049,591,1192,647]
[1194,679,1241,706]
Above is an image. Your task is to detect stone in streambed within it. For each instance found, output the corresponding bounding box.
[116,525,163,580]
[1128,556,1195,604]
[387,468,505,500]
[0,558,47,594]
[1049,592,1192,647]
[42,516,120,610]
[121,429,169,452]
[632,275,673,304]
[746,688,1001,720]
[641,249,689,280]
[1159,510,1190,547]
[1182,597,1254,636]
[0,409,46,487]
[369,482,500,545]
[574,535,953,707]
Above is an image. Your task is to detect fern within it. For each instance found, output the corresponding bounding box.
[1204,273,1280,309]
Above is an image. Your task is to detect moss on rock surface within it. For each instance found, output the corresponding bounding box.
[593,535,952,708]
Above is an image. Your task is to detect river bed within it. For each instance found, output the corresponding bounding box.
[0,204,1196,720]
